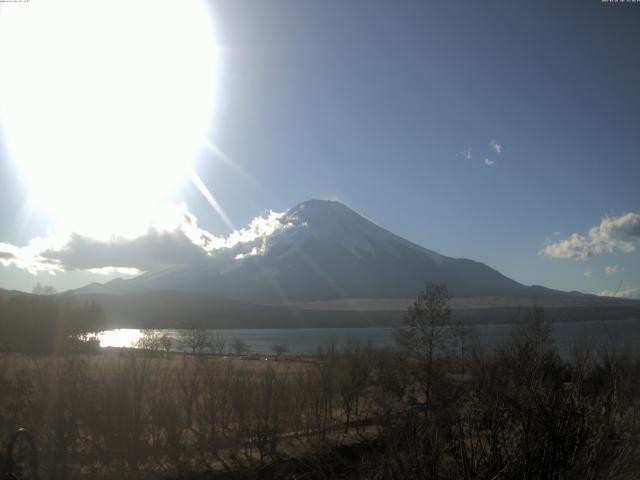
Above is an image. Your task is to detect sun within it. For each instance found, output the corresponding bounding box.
[0,0,217,237]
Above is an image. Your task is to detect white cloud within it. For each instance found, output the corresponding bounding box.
[225,210,289,247]
[457,149,473,160]
[87,267,142,276]
[588,213,640,253]
[490,139,502,154]
[542,212,640,260]
[597,287,640,299]
[584,270,592,278]
[542,233,591,260]
[0,203,293,274]
[484,158,494,167]
[234,247,259,260]
[604,265,623,276]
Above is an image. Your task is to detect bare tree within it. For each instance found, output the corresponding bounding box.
[395,283,451,407]
[338,338,370,432]
[179,328,213,355]
[211,332,226,355]
[159,333,172,354]
[231,338,250,356]
[272,344,288,356]
[451,320,473,371]
[32,283,57,296]
[136,330,162,352]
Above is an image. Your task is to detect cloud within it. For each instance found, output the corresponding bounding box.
[542,233,591,260]
[484,158,494,167]
[490,139,502,154]
[0,203,293,274]
[584,270,592,278]
[40,229,211,272]
[604,265,623,276]
[87,267,142,276]
[457,149,473,160]
[542,212,640,260]
[588,213,640,253]
[597,287,640,299]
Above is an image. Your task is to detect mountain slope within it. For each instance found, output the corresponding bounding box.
[76,199,578,302]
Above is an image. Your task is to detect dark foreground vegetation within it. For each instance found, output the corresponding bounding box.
[0,287,105,353]
[1,285,640,479]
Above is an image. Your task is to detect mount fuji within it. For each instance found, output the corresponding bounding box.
[76,199,574,303]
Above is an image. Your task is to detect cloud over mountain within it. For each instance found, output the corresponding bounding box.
[0,203,292,274]
[598,287,640,300]
[41,229,210,272]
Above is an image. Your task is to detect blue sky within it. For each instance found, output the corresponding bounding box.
[0,0,639,296]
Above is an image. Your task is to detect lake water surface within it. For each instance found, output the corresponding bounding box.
[100,318,640,356]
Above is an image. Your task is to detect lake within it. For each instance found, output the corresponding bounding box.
[100,317,640,357]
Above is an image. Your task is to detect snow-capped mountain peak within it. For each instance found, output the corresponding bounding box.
[269,199,442,261]
[75,199,559,302]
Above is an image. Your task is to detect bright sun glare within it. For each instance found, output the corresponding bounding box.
[0,0,217,237]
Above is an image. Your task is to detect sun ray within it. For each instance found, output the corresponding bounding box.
[189,170,236,232]
[203,139,277,202]
[196,142,353,306]
[204,139,252,180]
[189,168,298,306]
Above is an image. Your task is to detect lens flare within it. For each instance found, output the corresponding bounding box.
[0,0,218,236]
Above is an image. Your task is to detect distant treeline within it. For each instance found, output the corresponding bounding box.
[0,293,106,352]
[75,290,640,330]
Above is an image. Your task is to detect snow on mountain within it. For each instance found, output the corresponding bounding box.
[279,200,444,262]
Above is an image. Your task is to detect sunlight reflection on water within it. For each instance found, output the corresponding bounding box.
[99,329,143,348]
